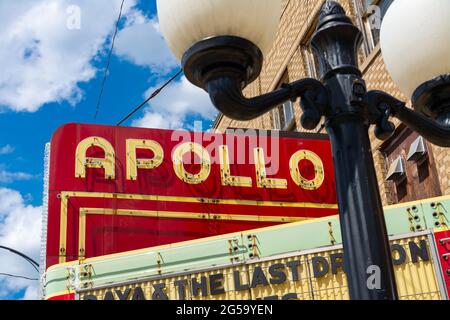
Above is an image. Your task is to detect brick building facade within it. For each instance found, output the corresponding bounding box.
[213,0,450,206]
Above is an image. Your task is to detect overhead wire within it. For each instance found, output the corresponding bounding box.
[116,69,183,126]
[0,246,39,273]
[94,0,126,120]
[0,273,38,281]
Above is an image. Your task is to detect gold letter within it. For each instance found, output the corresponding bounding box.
[75,137,115,179]
[172,142,211,184]
[126,139,164,180]
[219,145,252,187]
[253,148,287,189]
[289,150,324,190]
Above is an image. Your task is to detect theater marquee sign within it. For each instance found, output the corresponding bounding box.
[80,234,444,300]
[45,123,337,269]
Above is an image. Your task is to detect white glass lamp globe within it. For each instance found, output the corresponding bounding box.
[156,0,282,61]
[380,0,450,99]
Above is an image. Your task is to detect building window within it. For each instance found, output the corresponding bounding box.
[283,100,295,129]
[301,44,320,79]
[356,0,394,56]
[301,17,320,79]
[272,71,296,131]
[381,127,442,204]
[272,107,281,130]
[272,100,295,131]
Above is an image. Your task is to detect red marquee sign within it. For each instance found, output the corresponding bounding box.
[46,123,337,268]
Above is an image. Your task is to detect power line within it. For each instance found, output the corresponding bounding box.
[0,246,39,273]
[94,0,126,120]
[116,69,183,126]
[0,273,38,281]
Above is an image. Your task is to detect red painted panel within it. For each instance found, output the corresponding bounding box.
[47,293,75,300]
[434,230,450,296]
[46,123,337,268]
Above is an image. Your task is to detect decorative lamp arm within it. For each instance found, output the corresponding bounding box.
[206,76,328,122]
[368,90,450,147]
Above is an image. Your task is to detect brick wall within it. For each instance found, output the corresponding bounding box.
[213,0,450,205]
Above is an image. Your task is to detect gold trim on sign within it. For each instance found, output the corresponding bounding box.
[58,191,338,263]
[59,195,68,264]
[77,208,310,258]
[47,214,340,272]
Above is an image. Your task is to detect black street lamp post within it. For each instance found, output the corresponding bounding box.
[158,0,450,300]
[309,3,398,299]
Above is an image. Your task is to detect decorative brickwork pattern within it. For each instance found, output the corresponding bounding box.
[431,145,450,196]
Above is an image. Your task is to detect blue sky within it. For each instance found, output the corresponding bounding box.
[0,0,216,300]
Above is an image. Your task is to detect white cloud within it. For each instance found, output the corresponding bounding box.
[0,0,137,112]
[0,163,36,184]
[0,145,14,155]
[132,76,217,130]
[114,10,179,74]
[0,0,210,128]
[0,170,36,184]
[0,188,42,300]
[114,8,217,130]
